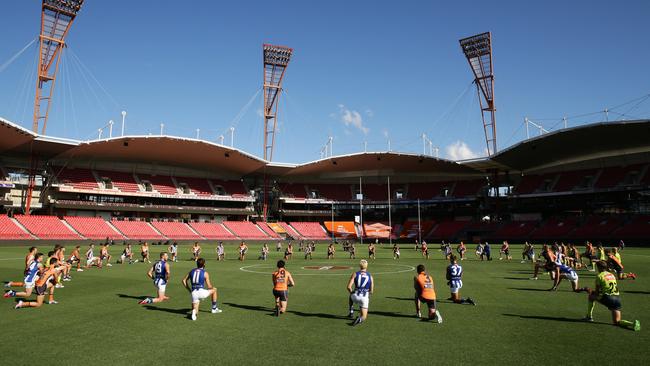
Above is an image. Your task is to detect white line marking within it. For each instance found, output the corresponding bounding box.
[0,258,23,261]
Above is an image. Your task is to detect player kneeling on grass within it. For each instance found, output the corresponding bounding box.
[272,260,295,316]
[182,258,222,321]
[446,255,475,305]
[4,252,44,300]
[414,264,441,323]
[140,252,171,305]
[13,258,60,308]
[583,261,640,331]
[85,244,102,269]
[99,244,112,267]
[347,260,373,326]
[550,263,583,292]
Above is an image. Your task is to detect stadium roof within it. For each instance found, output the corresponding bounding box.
[1,117,649,177]
[488,119,650,172]
[278,152,480,180]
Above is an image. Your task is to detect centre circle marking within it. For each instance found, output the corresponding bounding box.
[303,265,351,271]
[239,263,415,276]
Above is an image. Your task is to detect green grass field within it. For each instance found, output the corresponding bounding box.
[0,243,648,365]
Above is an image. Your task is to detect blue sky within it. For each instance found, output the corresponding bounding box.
[1,0,649,163]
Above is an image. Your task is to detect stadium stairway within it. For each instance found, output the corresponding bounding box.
[0,216,37,240]
[61,219,87,240]
[279,222,303,240]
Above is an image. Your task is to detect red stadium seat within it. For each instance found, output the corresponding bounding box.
[96,171,141,193]
[110,219,165,240]
[189,222,237,240]
[223,221,269,239]
[150,221,202,240]
[139,174,178,195]
[15,215,81,240]
[64,216,125,240]
[55,168,99,190]
[0,215,34,240]
[288,222,330,239]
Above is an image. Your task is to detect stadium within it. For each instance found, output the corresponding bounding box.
[0,1,648,365]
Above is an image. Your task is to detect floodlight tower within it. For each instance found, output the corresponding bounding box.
[32,0,84,134]
[459,32,497,156]
[262,44,292,161]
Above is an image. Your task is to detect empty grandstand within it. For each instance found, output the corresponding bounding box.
[0,118,649,244]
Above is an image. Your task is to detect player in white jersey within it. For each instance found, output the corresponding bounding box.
[85,244,102,268]
[216,242,225,261]
[446,255,475,305]
[168,242,178,262]
[259,243,269,260]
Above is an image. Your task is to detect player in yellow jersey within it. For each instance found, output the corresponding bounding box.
[583,261,640,331]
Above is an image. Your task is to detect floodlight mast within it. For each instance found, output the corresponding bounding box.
[262,44,292,161]
[33,0,84,135]
[459,32,497,156]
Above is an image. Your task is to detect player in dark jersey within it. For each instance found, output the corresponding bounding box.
[182,258,222,321]
[139,252,170,305]
[347,260,373,326]
[446,255,475,305]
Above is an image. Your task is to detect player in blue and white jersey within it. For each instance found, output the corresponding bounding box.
[550,263,583,292]
[4,252,44,300]
[139,252,171,305]
[346,259,374,326]
[182,258,221,321]
[446,255,475,305]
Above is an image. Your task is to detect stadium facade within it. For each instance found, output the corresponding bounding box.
[1,116,649,244]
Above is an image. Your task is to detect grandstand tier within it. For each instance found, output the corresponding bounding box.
[110,219,165,240]
[64,216,125,240]
[150,221,202,240]
[15,215,81,240]
[223,221,269,239]
[0,215,33,240]
[189,222,237,240]
[289,222,330,240]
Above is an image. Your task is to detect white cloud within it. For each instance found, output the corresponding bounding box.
[365,109,374,118]
[337,104,369,135]
[445,140,480,160]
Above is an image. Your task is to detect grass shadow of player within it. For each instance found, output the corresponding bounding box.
[288,310,349,320]
[116,293,148,300]
[223,302,276,316]
[369,310,415,319]
[507,287,550,292]
[502,313,608,325]
[385,296,413,301]
[623,290,650,295]
[143,305,191,315]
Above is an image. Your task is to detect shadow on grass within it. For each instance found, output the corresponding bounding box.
[223,302,273,313]
[116,293,148,300]
[369,310,416,319]
[503,277,533,281]
[385,296,413,301]
[507,287,550,292]
[288,310,349,320]
[623,290,650,295]
[502,313,608,325]
[143,305,190,315]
